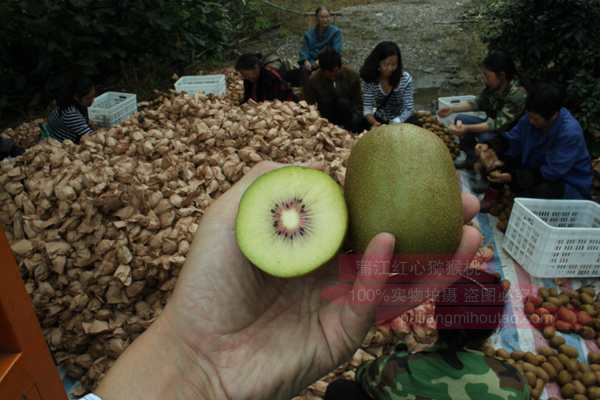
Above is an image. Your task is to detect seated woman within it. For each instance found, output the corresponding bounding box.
[479,82,593,209]
[359,41,415,128]
[47,77,96,144]
[437,51,527,172]
[324,270,530,400]
[299,6,343,75]
[235,53,297,104]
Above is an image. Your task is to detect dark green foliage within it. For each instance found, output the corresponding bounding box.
[479,0,600,154]
[0,0,259,120]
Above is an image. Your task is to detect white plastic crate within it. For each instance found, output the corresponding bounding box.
[437,95,486,127]
[88,92,137,128]
[503,198,600,278]
[174,75,227,96]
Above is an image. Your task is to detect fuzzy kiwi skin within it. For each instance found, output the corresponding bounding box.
[344,124,463,254]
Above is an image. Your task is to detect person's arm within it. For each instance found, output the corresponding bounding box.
[356,351,414,399]
[361,80,379,126]
[331,28,342,54]
[501,116,527,160]
[395,75,414,123]
[464,121,492,134]
[63,108,93,140]
[485,85,527,133]
[484,115,526,160]
[540,129,583,182]
[299,32,313,65]
[95,316,224,400]
[350,73,363,112]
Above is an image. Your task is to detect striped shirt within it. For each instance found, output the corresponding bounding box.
[361,71,414,123]
[47,106,93,143]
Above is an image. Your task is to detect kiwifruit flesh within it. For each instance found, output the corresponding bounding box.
[235,166,348,277]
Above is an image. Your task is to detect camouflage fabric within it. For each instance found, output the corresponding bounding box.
[475,80,527,133]
[356,344,530,400]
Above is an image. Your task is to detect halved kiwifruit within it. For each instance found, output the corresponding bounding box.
[236,166,348,277]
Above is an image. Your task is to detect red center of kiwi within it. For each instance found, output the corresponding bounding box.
[271,197,311,240]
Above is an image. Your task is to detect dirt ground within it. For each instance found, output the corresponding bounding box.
[242,0,487,110]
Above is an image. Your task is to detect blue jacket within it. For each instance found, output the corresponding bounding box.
[298,25,342,65]
[503,108,593,199]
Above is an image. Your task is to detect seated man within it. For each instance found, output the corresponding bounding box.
[479,82,593,208]
[303,48,366,133]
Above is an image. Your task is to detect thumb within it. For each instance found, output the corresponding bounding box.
[340,233,396,345]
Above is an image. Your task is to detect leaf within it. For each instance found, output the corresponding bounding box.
[74,15,88,27]
[3,0,258,118]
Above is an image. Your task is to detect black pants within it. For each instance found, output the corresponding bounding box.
[318,97,370,134]
[490,157,564,199]
[0,137,25,161]
[324,379,373,400]
[284,68,306,87]
[454,114,498,164]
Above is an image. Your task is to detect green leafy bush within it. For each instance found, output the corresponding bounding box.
[478,0,600,154]
[0,0,259,120]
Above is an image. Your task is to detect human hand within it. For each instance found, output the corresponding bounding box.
[367,115,381,127]
[449,120,468,137]
[304,60,312,70]
[437,107,451,118]
[97,162,482,400]
[487,170,512,183]
[480,148,504,172]
[475,143,489,156]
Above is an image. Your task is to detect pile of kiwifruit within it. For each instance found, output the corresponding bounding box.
[486,331,600,399]
[414,111,460,159]
[486,186,514,232]
[524,286,600,342]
